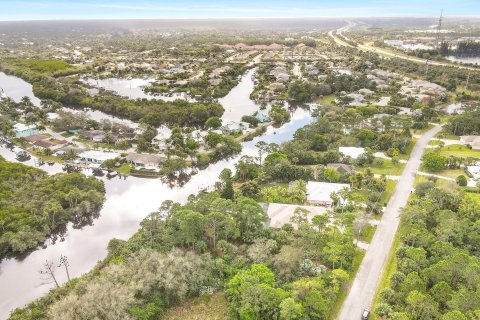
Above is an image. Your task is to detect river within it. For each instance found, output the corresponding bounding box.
[0,72,313,319]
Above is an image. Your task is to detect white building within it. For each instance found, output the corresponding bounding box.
[306,181,350,207]
[78,151,120,165]
[339,147,365,159]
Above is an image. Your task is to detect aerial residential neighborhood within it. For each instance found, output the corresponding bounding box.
[0,2,479,320]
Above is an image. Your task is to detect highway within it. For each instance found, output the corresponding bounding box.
[338,124,442,320]
[328,24,478,72]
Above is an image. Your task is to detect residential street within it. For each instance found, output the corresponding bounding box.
[338,124,442,320]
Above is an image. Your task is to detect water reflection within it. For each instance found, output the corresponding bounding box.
[0,107,313,319]
[0,72,42,107]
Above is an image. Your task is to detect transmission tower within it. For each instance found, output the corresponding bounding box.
[436,9,444,50]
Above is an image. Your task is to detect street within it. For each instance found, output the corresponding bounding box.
[338,124,442,320]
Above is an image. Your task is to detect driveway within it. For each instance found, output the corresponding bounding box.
[338,124,441,320]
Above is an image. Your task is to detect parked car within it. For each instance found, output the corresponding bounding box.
[362,309,370,320]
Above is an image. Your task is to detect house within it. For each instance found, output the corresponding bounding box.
[339,147,365,159]
[13,123,38,138]
[460,136,480,150]
[126,153,164,169]
[255,112,271,123]
[221,121,248,134]
[306,181,351,207]
[78,151,120,165]
[78,130,105,142]
[466,166,480,181]
[265,203,328,228]
[326,163,355,175]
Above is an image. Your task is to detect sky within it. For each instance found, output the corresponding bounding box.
[0,0,479,20]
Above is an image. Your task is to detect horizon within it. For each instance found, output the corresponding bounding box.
[1,0,479,21]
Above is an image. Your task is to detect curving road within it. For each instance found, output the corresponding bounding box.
[328,24,479,72]
[338,124,442,320]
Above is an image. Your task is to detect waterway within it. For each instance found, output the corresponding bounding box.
[81,77,195,102]
[446,56,480,65]
[0,71,313,319]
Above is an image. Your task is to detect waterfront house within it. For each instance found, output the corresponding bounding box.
[78,151,120,165]
[126,153,164,169]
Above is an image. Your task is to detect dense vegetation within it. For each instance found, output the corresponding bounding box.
[10,187,360,320]
[446,107,480,136]
[0,157,105,259]
[376,188,480,319]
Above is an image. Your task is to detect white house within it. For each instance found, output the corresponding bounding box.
[78,151,120,165]
[306,181,350,207]
[339,147,365,159]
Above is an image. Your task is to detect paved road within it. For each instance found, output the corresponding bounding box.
[328,24,479,72]
[338,124,442,320]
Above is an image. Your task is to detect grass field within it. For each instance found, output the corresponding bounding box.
[439,144,480,159]
[367,158,405,176]
[380,180,398,205]
[360,225,377,243]
[414,174,457,192]
[163,292,227,320]
[5,59,75,74]
[399,138,417,160]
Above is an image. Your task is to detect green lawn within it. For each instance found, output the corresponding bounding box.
[414,174,457,192]
[412,123,434,135]
[434,129,460,140]
[360,225,377,243]
[399,138,417,160]
[380,180,398,205]
[439,144,480,159]
[434,168,467,179]
[115,163,132,174]
[366,158,405,176]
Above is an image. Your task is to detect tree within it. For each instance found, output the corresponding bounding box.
[405,291,439,320]
[220,169,235,200]
[441,311,467,320]
[456,175,468,187]
[423,152,446,172]
[375,303,393,320]
[256,141,269,165]
[205,116,222,128]
[40,260,59,287]
[279,298,304,320]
